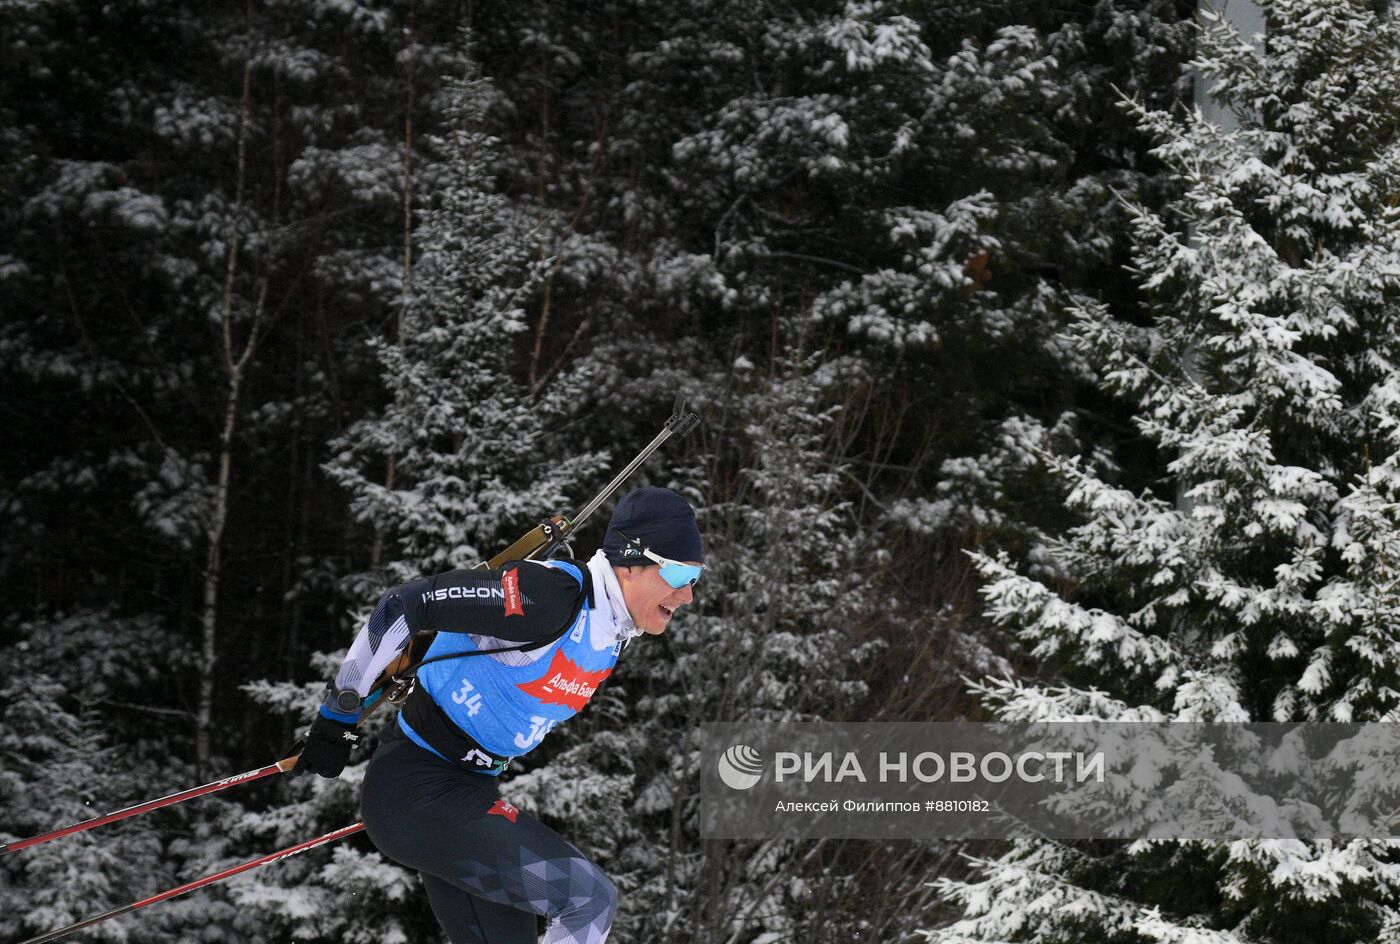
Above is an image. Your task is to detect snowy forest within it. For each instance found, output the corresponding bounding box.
[6,0,1400,941]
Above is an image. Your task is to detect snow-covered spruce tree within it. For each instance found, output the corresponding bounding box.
[930,2,1400,941]
[0,614,221,943]
[662,0,1191,530]
[0,0,465,743]
[3,4,471,938]
[652,0,1194,738]
[461,0,1190,521]
[669,347,884,944]
[323,59,607,583]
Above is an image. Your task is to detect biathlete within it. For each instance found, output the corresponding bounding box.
[291,486,704,944]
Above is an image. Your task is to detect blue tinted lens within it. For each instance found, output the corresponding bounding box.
[659,562,703,589]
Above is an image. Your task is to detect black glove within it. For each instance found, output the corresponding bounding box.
[290,713,361,778]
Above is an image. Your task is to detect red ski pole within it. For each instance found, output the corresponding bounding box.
[0,755,300,856]
[4,690,397,856]
[14,822,366,944]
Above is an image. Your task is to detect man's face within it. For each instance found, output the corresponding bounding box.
[614,562,698,635]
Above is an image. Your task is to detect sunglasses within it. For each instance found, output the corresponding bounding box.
[621,535,704,588]
[642,549,704,589]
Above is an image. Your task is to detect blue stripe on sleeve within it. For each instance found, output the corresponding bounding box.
[319,703,361,724]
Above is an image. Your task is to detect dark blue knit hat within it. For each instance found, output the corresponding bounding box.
[603,486,703,566]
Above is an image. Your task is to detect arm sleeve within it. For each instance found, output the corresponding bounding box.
[317,590,412,724]
[398,560,584,643]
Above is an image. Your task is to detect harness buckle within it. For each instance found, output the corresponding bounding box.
[385,676,417,705]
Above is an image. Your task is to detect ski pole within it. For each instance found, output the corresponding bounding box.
[14,822,366,944]
[0,755,301,856]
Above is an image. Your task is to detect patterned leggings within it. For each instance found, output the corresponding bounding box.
[362,726,616,943]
